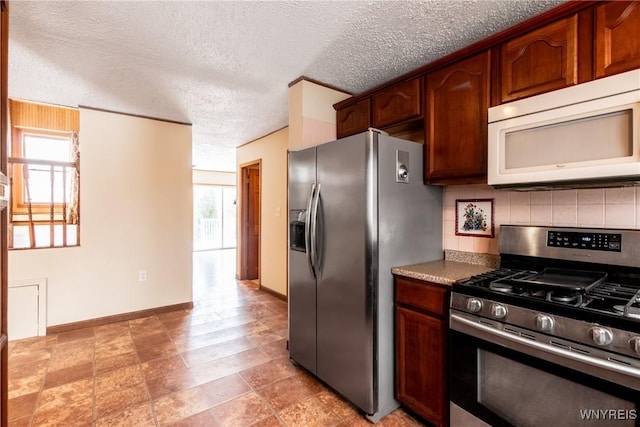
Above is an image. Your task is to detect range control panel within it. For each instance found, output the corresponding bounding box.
[547,231,622,252]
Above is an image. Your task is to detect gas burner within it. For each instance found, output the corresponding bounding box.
[488,280,528,295]
[547,290,582,305]
[614,305,640,319]
[489,282,514,293]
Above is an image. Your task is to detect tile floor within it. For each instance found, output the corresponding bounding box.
[7,250,425,426]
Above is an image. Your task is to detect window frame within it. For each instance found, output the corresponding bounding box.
[8,99,81,250]
[10,127,76,215]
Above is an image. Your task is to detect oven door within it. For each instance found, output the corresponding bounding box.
[450,312,640,427]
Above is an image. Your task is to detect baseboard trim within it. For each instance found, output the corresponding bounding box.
[46,301,194,335]
[260,286,287,302]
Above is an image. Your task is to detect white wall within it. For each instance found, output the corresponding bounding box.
[236,128,289,296]
[8,109,193,327]
[288,79,350,150]
[444,184,640,255]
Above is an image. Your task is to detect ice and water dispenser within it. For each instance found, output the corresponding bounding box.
[289,210,306,252]
[396,149,410,184]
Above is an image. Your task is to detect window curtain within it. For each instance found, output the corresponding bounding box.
[66,131,79,225]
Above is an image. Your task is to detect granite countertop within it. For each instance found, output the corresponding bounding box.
[391,250,499,286]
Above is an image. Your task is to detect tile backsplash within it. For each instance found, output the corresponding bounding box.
[443,184,640,255]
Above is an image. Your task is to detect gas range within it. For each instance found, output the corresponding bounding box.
[451,225,640,381]
[450,225,640,427]
[455,267,640,325]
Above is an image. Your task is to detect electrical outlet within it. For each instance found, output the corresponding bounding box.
[138,270,148,282]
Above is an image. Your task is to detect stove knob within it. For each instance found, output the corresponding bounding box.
[491,304,507,319]
[535,314,554,332]
[630,337,640,355]
[588,326,613,346]
[466,298,482,313]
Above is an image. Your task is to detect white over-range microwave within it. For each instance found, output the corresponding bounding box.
[488,69,640,189]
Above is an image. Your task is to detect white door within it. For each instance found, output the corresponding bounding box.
[8,284,39,340]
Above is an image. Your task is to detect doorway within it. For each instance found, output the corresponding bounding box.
[239,161,261,281]
[193,184,237,251]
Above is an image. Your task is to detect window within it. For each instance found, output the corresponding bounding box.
[193,185,236,251]
[9,100,80,249]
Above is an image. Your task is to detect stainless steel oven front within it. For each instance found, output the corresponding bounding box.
[449,310,640,427]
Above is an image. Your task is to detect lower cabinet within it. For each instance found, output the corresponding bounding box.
[394,276,449,427]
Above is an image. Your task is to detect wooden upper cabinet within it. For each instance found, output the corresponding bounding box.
[425,51,490,184]
[336,98,371,138]
[595,1,640,78]
[372,78,422,128]
[499,15,578,103]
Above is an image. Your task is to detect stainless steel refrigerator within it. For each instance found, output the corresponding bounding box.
[288,129,443,422]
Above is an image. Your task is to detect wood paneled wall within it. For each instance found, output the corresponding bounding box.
[9,99,79,132]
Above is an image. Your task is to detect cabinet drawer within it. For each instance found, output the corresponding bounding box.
[395,276,449,317]
[336,98,371,138]
[372,78,422,128]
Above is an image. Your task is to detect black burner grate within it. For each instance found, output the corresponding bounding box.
[456,268,522,287]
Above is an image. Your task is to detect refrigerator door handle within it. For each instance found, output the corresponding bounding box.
[311,182,321,277]
[305,183,317,278]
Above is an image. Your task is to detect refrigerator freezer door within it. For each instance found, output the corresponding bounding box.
[288,148,318,374]
[315,132,376,413]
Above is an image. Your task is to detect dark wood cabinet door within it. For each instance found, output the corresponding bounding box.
[396,306,448,427]
[595,1,640,78]
[336,98,370,138]
[499,15,578,103]
[372,78,422,128]
[425,51,489,184]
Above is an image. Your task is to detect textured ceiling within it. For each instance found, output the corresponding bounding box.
[8,0,563,171]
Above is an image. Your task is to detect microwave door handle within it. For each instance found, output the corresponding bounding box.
[311,183,321,277]
[305,183,316,278]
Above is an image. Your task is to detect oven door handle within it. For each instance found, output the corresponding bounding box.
[451,312,640,392]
